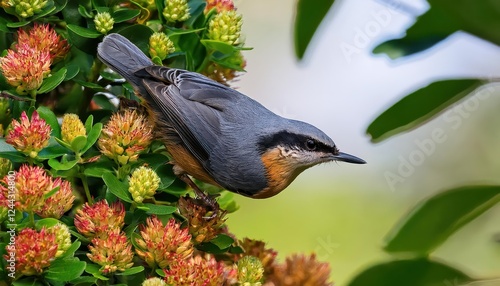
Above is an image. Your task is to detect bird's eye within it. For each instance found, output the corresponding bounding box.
[305,139,316,151]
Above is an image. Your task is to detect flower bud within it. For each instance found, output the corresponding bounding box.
[135,216,193,269]
[238,256,264,285]
[6,227,58,277]
[47,223,72,258]
[98,109,153,166]
[0,45,51,95]
[74,200,125,239]
[9,0,49,18]
[36,177,75,219]
[17,23,70,61]
[163,255,225,285]
[129,166,161,203]
[5,111,51,158]
[268,253,333,286]
[12,164,52,213]
[149,32,175,61]
[94,12,114,34]
[142,277,167,286]
[61,113,86,145]
[207,10,242,45]
[87,229,134,274]
[178,196,226,244]
[162,0,190,22]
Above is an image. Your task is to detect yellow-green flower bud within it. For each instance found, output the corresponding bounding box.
[149,32,175,61]
[61,113,86,145]
[142,277,167,286]
[238,256,264,285]
[0,158,12,179]
[162,0,190,22]
[48,223,72,258]
[9,0,48,18]
[94,12,114,34]
[208,10,242,45]
[129,166,161,203]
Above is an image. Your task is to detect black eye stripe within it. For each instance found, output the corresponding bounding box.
[258,130,335,154]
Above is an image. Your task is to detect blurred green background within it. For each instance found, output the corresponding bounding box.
[226,0,500,284]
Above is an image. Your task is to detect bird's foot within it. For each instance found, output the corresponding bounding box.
[179,174,220,220]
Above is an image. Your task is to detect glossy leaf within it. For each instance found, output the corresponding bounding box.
[67,24,102,38]
[112,9,141,23]
[367,79,484,142]
[294,0,335,59]
[143,204,177,215]
[102,172,133,203]
[48,157,79,171]
[374,0,500,58]
[38,68,67,94]
[37,106,61,138]
[347,258,472,286]
[71,135,87,153]
[81,122,102,153]
[45,258,86,282]
[384,185,500,255]
[114,266,144,276]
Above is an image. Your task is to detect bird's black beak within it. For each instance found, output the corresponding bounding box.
[331,152,366,164]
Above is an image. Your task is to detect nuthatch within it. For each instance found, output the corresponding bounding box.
[97,34,365,200]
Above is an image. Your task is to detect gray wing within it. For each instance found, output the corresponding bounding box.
[138,66,245,165]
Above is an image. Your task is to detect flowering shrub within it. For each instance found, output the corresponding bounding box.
[0,0,333,285]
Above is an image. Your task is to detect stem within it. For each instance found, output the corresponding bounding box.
[28,211,35,227]
[80,173,93,205]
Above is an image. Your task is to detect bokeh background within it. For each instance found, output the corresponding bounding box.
[226,0,500,284]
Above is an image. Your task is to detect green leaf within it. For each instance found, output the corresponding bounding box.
[143,204,177,215]
[200,39,236,54]
[67,24,102,38]
[210,233,234,249]
[384,185,500,255]
[155,268,166,277]
[37,145,69,159]
[217,191,239,213]
[347,258,471,286]
[45,258,86,282]
[116,25,154,55]
[294,0,335,59]
[367,79,484,142]
[35,218,60,229]
[48,157,79,171]
[0,151,26,163]
[60,240,81,258]
[82,122,102,154]
[373,1,500,59]
[112,9,141,23]
[78,4,94,18]
[102,172,133,203]
[71,135,88,153]
[54,137,72,150]
[84,263,109,280]
[38,68,67,94]
[114,266,144,276]
[12,277,43,286]
[84,115,93,134]
[37,106,61,138]
[44,186,60,199]
[73,79,106,92]
[83,165,112,178]
[68,276,98,285]
[6,21,30,28]
[64,65,80,81]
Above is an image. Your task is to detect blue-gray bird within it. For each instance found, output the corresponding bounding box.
[97,33,365,200]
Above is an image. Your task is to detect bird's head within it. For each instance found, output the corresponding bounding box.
[253,120,365,198]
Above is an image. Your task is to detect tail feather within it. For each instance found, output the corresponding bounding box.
[97,34,153,88]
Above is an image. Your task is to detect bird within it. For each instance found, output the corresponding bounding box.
[97,33,365,202]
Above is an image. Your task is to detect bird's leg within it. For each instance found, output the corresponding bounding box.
[178,173,219,219]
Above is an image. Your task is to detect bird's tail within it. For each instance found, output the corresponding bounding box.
[97,33,153,88]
